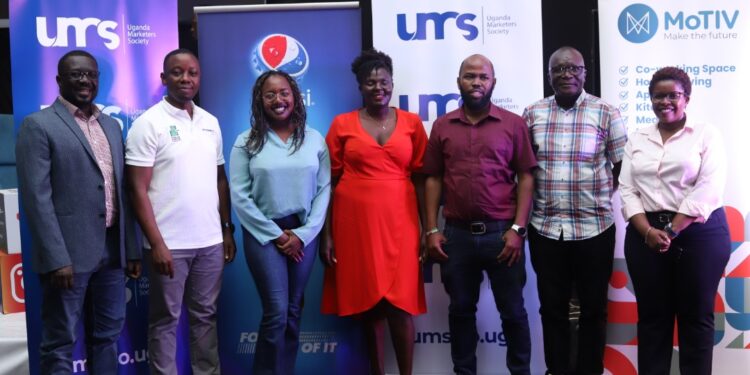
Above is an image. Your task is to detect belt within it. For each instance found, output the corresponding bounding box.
[645,211,676,226]
[273,214,301,230]
[445,219,507,235]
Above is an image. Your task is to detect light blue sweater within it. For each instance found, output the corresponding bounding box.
[229,128,331,246]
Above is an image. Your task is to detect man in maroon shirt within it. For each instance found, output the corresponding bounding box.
[422,54,537,375]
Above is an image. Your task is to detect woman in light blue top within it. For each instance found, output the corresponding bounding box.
[229,70,331,375]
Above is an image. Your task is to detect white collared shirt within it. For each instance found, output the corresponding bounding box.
[619,118,726,223]
[125,98,225,249]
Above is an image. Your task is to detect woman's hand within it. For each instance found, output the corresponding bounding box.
[275,231,303,262]
[319,232,337,267]
[645,227,671,252]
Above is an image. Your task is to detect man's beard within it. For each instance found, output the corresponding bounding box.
[460,87,494,111]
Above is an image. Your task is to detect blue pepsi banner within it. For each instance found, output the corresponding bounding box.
[195,4,366,374]
[9,0,178,373]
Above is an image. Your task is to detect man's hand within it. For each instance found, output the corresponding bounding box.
[319,233,336,267]
[151,243,174,278]
[49,265,74,289]
[126,260,142,279]
[426,231,449,262]
[222,231,237,263]
[498,230,523,266]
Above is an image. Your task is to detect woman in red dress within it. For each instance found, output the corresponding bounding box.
[320,49,427,375]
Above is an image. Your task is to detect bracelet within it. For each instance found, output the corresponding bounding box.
[644,226,654,243]
[424,227,440,236]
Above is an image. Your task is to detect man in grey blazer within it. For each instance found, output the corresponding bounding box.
[16,50,140,374]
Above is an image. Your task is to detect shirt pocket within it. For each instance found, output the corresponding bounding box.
[575,123,604,162]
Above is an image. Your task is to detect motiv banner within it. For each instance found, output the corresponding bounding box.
[599,0,750,373]
[9,0,177,373]
[372,1,545,373]
[195,3,367,374]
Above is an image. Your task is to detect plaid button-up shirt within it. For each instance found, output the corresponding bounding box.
[522,91,627,240]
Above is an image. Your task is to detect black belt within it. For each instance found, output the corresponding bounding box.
[273,214,301,230]
[645,211,676,227]
[445,219,507,235]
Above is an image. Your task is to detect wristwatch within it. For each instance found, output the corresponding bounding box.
[510,224,527,238]
[222,221,235,233]
[664,222,679,239]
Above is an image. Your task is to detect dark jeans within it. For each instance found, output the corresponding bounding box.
[528,225,615,375]
[243,214,318,375]
[625,208,730,375]
[440,220,531,375]
[39,227,125,375]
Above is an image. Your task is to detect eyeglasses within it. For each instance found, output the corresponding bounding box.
[64,70,100,80]
[650,92,687,102]
[262,90,292,102]
[549,65,586,75]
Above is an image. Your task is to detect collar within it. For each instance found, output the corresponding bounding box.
[58,96,101,120]
[551,89,587,111]
[161,97,197,119]
[641,116,694,139]
[448,103,505,125]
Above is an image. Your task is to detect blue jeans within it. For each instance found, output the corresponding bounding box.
[243,218,318,375]
[39,227,125,375]
[440,220,531,375]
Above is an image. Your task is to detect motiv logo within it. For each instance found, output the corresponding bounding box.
[618,3,659,43]
[397,12,478,41]
[618,3,740,44]
[36,17,120,50]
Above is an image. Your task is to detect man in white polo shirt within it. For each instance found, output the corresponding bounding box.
[126,48,236,375]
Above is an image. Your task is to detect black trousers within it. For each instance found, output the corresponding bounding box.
[625,208,730,375]
[528,225,616,375]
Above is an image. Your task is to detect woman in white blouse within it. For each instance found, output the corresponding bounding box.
[229,70,331,374]
[619,66,730,375]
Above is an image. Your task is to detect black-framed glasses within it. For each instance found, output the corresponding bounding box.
[549,65,586,75]
[650,91,687,102]
[64,70,100,80]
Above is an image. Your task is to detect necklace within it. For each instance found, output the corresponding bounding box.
[363,109,391,130]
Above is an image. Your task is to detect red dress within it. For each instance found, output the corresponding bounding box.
[321,109,427,316]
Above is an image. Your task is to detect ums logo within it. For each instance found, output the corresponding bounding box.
[397,12,478,41]
[36,17,120,50]
[618,3,659,43]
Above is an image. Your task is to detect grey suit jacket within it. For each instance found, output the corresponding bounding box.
[16,98,139,274]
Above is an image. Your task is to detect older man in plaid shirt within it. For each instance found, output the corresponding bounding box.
[522,46,627,375]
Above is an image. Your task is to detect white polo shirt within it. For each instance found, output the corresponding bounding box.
[126,98,225,250]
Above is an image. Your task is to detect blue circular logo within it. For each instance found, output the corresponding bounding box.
[618,3,658,43]
[250,34,309,80]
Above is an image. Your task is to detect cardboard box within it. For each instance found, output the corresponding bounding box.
[0,252,24,314]
[0,189,21,254]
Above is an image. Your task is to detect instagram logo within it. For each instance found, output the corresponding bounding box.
[10,263,24,303]
[1,254,25,313]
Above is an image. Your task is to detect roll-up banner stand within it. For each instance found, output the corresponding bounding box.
[599,1,750,373]
[371,1,545,373]
[196,3,368,374]
[9,0,178,373]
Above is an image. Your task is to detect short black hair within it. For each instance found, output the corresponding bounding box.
[649,66,692,97]
[58,50,96,75]
[163,48,198,72]
[351,49,393,86]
